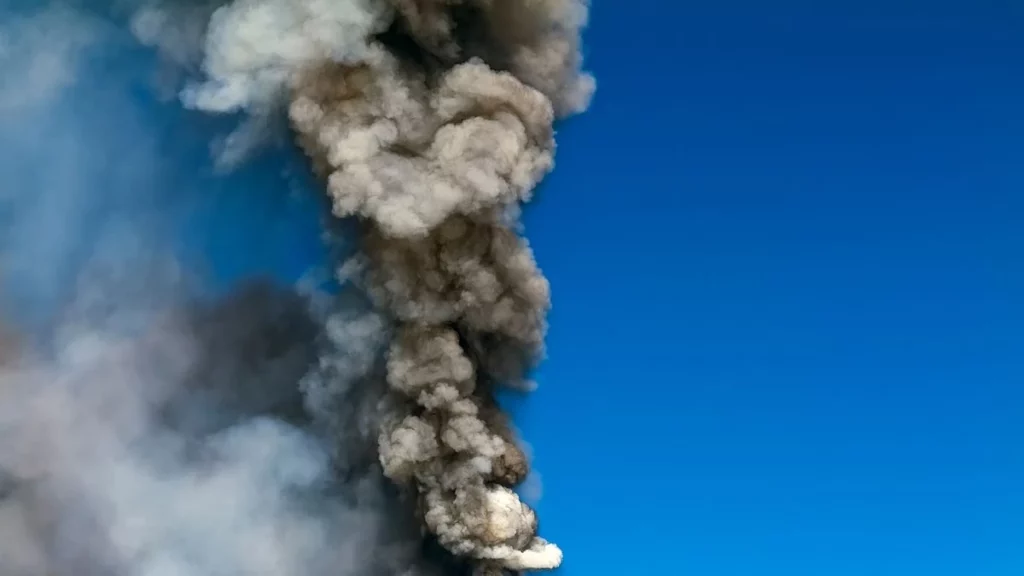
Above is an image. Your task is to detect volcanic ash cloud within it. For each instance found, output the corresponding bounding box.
[185,0,595,572]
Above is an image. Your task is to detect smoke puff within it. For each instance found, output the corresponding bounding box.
[289,51,555,238]
[355,215,551,387]
[181,0,389,113]
[182,0,595,117]
[386,0,595,116]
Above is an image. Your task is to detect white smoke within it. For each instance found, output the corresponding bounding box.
[0,0,595,574]
[0,7,99,112]
[0,280,441,576]
[0,321,332,576]
[0,4,454,576]
[179,0,389,113]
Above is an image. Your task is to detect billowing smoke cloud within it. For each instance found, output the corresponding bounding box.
[0,279,466,576]
[178,0,594,573]
[0,0,593,575]
[0,3,460,575]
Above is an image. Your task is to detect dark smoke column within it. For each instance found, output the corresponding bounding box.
[183,0,594,573]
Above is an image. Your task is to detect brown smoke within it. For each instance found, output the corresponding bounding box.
[385,0,594,116]
[289,54,562,576]
[179,0,594,573]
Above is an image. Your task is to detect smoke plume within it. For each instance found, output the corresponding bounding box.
[175,0,594,572]
[0,279,470,576]
[0,0,593,575]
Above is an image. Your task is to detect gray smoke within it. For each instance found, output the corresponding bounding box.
[174,0,594,573]
[0,1,594,575]
[0,280,465,576]
[0,3,469,575]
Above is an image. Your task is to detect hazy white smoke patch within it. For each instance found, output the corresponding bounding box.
[0,285,416,576]
[129,1,218,70]
[0,6,100,113]
[0,4,456,576]
[0,4,170,335]
[129,0,390,167]
[128,0,225,103]
[180,0,389,114]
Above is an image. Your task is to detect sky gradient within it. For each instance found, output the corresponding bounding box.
[517,2,1024,574]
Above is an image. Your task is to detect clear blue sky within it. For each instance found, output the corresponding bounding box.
[3,1,1023,574]
[517,2,1024,575]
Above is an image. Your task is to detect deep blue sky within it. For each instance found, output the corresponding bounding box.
[519,2,1024,575]
[2,1,1023,575]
